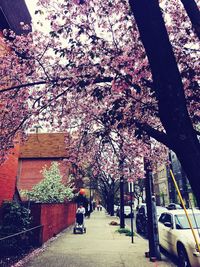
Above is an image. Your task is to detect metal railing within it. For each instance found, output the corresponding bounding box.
[0,225,43,256]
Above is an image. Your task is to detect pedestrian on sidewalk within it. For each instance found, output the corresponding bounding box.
[76,204,86,215]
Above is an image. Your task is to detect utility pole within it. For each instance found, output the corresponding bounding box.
[144,158,161,261]
[89,178,93,212]
[128,181,134,243]
[119,143,125,228]
[120,176,125,228]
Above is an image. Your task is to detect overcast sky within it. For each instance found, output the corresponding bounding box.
[25,1,37,18]
[25,1,51,32]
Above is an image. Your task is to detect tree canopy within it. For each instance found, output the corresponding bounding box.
[0,0,199,204]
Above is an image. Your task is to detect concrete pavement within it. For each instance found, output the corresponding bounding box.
[21,210,176,267]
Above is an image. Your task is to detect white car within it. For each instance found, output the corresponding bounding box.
[124,205,132,217]
[158,209,200,267]
[116,205,133,218]
[114,205,119,214]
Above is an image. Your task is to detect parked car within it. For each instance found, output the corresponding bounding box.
[116,205,134,218]
[158,209,200,267]
[167,203,183,210]
[136,203,167,236]
[114,204,120,214]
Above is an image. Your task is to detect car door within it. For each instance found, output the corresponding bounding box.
[159,213,174,252]
[158,213,167,248]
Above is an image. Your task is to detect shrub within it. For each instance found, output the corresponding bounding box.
[116,228,134,236]
[0,201,32,254]
[21,162,74,203]
[0,201,32,235]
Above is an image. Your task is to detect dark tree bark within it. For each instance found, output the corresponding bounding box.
[129,0,200,207]
[180,0,200,40]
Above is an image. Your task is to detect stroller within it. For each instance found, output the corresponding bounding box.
[73,211,86,234]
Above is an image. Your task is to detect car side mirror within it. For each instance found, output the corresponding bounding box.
[176,224,182,229]
[164,222,172,228]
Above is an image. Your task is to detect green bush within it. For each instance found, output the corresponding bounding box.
[0,201,32,235]
[116,228,134,236]
[0,201,32,254]
[21,162,74,203]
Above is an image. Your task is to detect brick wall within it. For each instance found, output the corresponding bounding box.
[29,202,76,243]
[0,144,19,206]
[17,158,72,191]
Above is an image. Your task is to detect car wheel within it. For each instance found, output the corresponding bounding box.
[178,245,191,267]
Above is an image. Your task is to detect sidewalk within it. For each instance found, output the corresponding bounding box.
[21,211,176,267]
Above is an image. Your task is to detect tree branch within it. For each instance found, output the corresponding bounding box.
[180,0,200,40]
[136,122,173,149]
[0,76,113,94]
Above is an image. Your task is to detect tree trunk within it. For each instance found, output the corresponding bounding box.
[129,0,200,207]
[180,0,200,40]
[120,176,125,228]
[110,193,115,216]
[144,158,161,260]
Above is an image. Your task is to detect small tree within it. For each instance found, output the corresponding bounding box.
[21,162,74,203]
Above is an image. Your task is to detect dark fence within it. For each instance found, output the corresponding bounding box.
[0,201,76,266]
[0,225,43,267]
[0,225,43,256]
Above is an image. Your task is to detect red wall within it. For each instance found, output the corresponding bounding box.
[0,144,19,206]
[18,159,71,191]
[30,202,76,243]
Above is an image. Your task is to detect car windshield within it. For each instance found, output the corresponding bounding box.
[175,214,200,229]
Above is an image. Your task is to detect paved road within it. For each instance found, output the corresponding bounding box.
[20,211,176,267]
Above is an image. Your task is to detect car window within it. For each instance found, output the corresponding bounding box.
[163,214,172,224]
[159,213,166,223]
[159,213,172,225]
[175,214,200,229]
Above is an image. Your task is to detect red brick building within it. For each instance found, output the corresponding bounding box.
[0,145,20,206]
[17,133,72,192]
[0,0,31,206]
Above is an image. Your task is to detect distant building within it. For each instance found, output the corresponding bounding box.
[168,150,195,207]
[153,163,170,206]
[153,150,196,208]
[0,0,31,34]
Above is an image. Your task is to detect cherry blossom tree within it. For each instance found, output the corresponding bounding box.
[0,0,199,205]
[179,0,200,39]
